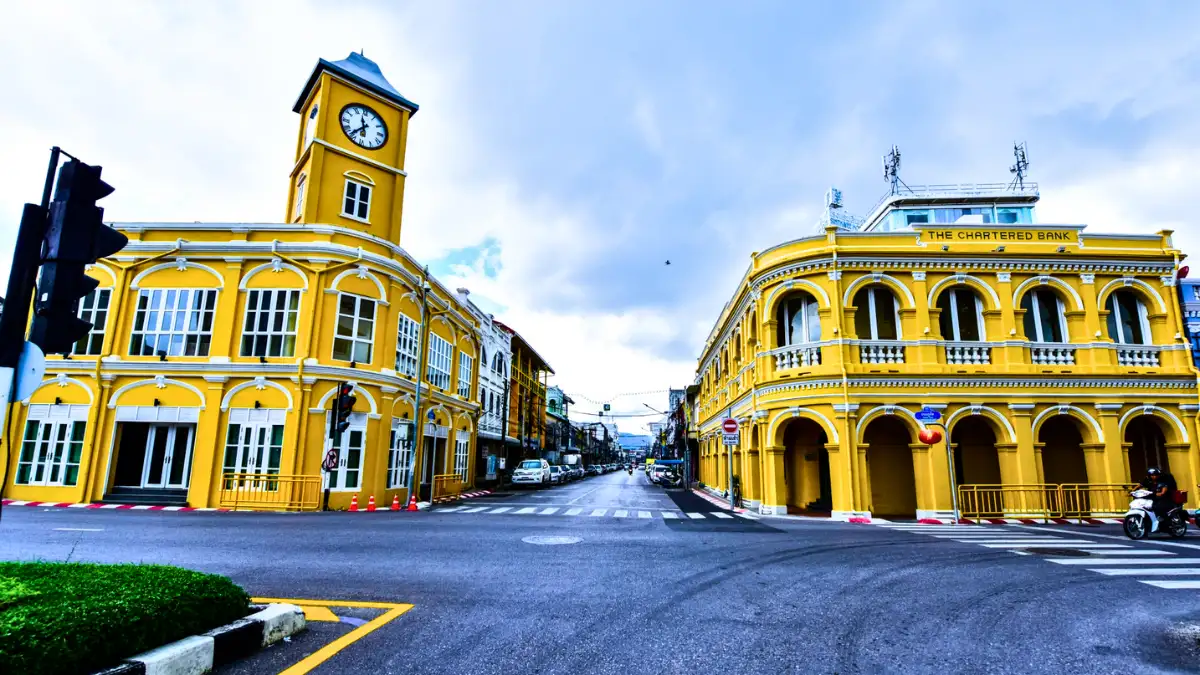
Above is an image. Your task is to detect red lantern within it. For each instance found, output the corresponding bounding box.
[918,428,943,445]
[1178,266,1190,280]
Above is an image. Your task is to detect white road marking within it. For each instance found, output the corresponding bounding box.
[438,506,467,512]
[638,511,651,519]
[735,513,759,520]
[540,508,559,515]
[1092,568,1200,576]
[515,507,538,514]
[565,508,583,516]
[979,543,1128,549]
[1048,558,1198,565]
[462,506,488,513]
[488,507,512,514]
[687,513,707,519]
[590,509,607,517]
[53,527,103,532]
[943,539,1081,545]
[662,512,679,519]
[1140,580,1200,589]
[1007,523,1200,552]
[614,510,629,518]
[712,513,734,519]
[1070,550,1174,556]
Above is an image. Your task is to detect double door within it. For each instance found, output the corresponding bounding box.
[142,425,194,489]
[224,421,284,477]
[325,421,366,491]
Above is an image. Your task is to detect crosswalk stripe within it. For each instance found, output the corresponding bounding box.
[662,512,679,519]
[1140,580,1200,589]
[515,507,537,514]
[487,507,512,514]
[712,513,734,519]
[590,509,607,517]
[540,508,559,515]
[462,506,487,513]
[686,512,707,519]
[438,506,467,512]
[1092,568,1200,576]
[979,543,1128,549]
[565,508,583,516]
[614,510,628,518]
[1074,550,1174,556]
[1048,558,1197,566]
[638,511,651,519]
[944,539,1076,544]
[735,513,759,520]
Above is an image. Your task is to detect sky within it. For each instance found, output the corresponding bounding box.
[2,1,1199,432]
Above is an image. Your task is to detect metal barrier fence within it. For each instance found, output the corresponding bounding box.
[957,483,1135,523]
[218,473,322,512]
[432,473,464,502]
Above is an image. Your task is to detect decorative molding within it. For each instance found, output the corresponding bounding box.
[1080,273,1095,285]
[1096,276,1168,313]
[130,260,225,290]
[997,272,1011,283]
[239,259,309,290]
[1030,404,1104,443]
[1118,405,1189,443]
[108,377,206,409]
[911,271,926,281]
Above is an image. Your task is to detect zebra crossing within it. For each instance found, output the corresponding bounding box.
[877,522,1200,590]
[436,504,757,521]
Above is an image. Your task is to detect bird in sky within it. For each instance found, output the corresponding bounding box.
[665,260,671,265]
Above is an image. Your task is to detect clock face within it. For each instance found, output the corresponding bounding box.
[339,104,387,149]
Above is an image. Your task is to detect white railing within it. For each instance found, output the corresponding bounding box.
[1117,345,1160,367]
[944,342,991,365]
[1029,343,1075,365]
[859,341,906,364]
[769,344,822,369]
[867,182,1039,215]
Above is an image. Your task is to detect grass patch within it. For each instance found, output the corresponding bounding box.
[0,561,250,675]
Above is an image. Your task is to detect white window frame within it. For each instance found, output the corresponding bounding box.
[241,289,301,358]
[325,415,367,491]
[388,421,415,489]
[15,416,86,487]
[457,352,473,398]
[1024,288,1068,343]
[453,431,470,482]
[341,179,372,224]
[304,105,319,147]
[779,293,820,346]
[939,287,985,341]
[395,313,421,377]
[73,287,111,356]
[129,288,219,357]
[427,334,452,390]
[1106,290,1151,345]
[293,175,306,221]
[332,293,375,364]
[859,286,901,340]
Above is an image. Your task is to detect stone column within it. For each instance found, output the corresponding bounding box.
[995,272,1025,370]
[1179,404,1199,510]
[909,271,936,368]
[193,378,228,509]
[762,445,787,515]
[1077,273,1109,369]
[1094,403,1127,484]
[832,404,860,517]
[1007,404,1039,484]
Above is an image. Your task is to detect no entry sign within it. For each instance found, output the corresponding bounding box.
[722,418,739,445]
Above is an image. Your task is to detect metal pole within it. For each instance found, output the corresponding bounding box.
[931,422,959,526]
[727,406,735,508]
[322,381,346,512]
[406,267,429,505]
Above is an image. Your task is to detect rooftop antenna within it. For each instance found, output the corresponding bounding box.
[882,145,907,195]
[1008,142,1030,191]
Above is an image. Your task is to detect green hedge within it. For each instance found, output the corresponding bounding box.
[0,562,250,675]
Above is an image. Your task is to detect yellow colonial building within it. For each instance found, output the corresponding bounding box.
[2,52,485,510]
[696,181,1200,521]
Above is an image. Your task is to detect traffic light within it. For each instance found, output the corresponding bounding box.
[334,384,357,435]
[28,160,127,354]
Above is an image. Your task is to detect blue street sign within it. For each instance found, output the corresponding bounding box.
[914,407,941,423]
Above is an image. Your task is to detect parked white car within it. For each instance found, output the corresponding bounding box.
[512,459,551,487]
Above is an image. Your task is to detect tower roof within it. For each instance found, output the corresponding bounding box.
[293,51,419,115]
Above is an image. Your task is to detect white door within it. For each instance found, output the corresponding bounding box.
[141,425,194,489]
[223,422,284,478]
[325,419,366,491]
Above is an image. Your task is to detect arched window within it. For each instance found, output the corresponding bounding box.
[1021,288,1066,343]
[936,287,984,341]
[1106,289,1150,345]
[776,292,821,346]
[305,105,319,147]
[853,286,899,340]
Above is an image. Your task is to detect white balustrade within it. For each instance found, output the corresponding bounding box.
[859,341,906,364]
[1029,344,1076,365]
[944,342,991,365]
[770,344,822,370]
[1117,346,1160,367]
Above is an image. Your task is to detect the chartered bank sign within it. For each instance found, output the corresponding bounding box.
[919,226,1079,244]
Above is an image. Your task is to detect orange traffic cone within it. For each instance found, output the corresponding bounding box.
[349,495,359,512]
[367,495,376,512]
[406,494,419,512]
[390,495,401,511]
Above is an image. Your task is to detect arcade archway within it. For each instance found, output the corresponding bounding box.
[863,416,917,518]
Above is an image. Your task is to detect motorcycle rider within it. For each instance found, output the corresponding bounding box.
[1138,467,1177,525]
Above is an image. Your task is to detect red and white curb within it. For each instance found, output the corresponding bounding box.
[431,489,492,505]
[691,488,749,514]
[2,499,228,512]
[866,517,1129,526]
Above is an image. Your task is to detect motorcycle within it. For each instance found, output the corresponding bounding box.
[660,470,682,489]
[1123,488,1188,540]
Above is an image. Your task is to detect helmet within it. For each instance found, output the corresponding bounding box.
[1147,467,1161,478]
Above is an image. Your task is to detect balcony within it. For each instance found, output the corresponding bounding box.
[1116,345,1161,367]
[1029,343,1076,366]
[769,344,822,370]
[859,341,905,364]
[944,342,991,365]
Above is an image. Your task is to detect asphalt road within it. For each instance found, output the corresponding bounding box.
[5,471,1200,674]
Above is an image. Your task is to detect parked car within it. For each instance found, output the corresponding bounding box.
[569,465,584,480]
[650,465,670,484]
[548,465,568,485]
[512,459,551,487]
[586,465,601,476]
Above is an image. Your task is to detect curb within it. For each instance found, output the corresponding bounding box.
[430,489,493,506]
[90,603,306,675]
[2,499,229,512]
[690,488,748,514]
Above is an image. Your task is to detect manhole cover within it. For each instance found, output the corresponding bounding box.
[522,535,582,546]
[1025,548,1091,557]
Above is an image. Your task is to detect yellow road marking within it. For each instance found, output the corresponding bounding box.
[299,605,340,622]
[250,597,414,675]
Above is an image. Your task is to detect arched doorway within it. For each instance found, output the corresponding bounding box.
[863,417,917,518]
[953,417,1001,485]
[1126,416,1169,482]
[781,419,831,514]
[1038,416,1089,484]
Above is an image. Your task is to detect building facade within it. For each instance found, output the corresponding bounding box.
[494,322,552,472]
[543,385,572,463]
[461,293,514,485]
[3,52,485,510]
[696,179,1200,520]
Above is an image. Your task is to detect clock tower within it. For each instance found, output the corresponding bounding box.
[287,51,419,245]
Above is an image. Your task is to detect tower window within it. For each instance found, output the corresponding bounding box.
[342,180,371,223]
[293,175,306,220]
[305,105,318,147]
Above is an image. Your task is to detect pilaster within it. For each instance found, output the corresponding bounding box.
[1093,403,1126,484]
[1007,403,1039,484]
